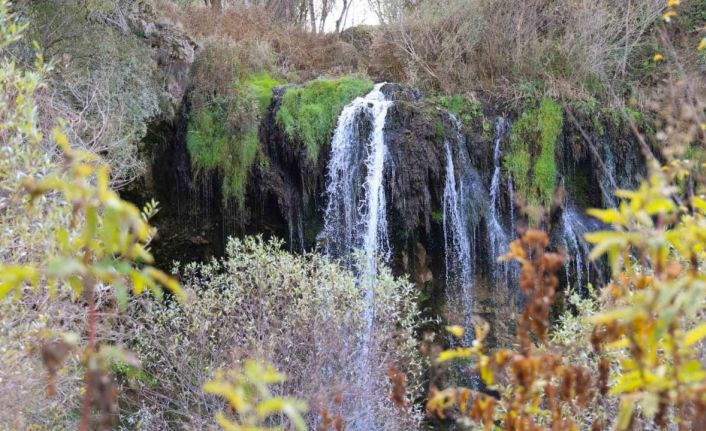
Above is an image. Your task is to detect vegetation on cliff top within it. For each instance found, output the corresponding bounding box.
[276,76,373,162]
[186,40,284,206]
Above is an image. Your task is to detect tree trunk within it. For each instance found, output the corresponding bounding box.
[336,0,350,33]
[308,0,317,33]
[212,0,223,13]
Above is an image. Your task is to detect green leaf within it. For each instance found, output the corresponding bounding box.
[616,397,636,430]
[46,257,85,278]
[114,283,129,312]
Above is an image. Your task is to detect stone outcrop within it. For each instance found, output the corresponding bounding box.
[127,0,197,110]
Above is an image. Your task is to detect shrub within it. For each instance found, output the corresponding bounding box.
[0,6,182,429]
[121,237,423,430]
[276,77,373,162]
[21,0,165,188]
[435,95,482,127]
[428,187,706,429]
[158,1,367,83]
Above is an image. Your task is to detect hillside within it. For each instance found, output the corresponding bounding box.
[2,1,706,430]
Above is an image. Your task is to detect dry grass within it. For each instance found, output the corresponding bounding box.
[155,1,367,82]
[376,0,665,103]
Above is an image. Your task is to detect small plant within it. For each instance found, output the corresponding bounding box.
[187,40,285,206]
[204,359,308,431]
[0,6,183,428]
[436,95,483,127]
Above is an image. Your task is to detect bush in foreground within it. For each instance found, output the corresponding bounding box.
[120,237,423,430]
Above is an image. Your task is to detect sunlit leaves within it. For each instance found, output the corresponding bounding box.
[445,325,465,338]
[435,347,472,364]
[203,360,308,431]
[0,128,184,302]
[583,166,706,428]
[684,322,706,347]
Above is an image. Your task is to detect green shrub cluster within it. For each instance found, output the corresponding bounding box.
[187,41,284,206]
[505,98,563,209]
[121,237,422,429]
[276,77,373,162]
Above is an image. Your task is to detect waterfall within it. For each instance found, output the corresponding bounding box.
[321,83,393,270]
[487,118,512,289]
[598,138,619,208]
[443,115,476,343]
[319,83,393,430]
[558,203,602,291]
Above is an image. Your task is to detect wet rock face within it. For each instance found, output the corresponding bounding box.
[138,80,650,346]
[385,100,447,234]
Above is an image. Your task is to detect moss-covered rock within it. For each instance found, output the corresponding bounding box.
[505,98,563,209]
[276,77,373,162]
[187,68,284,206]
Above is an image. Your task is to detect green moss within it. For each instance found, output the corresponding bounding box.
[436,95,482,126]
[505,98,563,209]
[243,72,284,115]
[276,77,374,162]
[431,209,444,224]
[187,71,284,206]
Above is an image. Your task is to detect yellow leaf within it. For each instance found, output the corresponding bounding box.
[586,208,626,225]
[203,380,245,412]
[436,347,472,363]
[605,337,630,351]
[130,271,147,295]
[644,198,675,215]
[446,325,465,338]
[611,371,643,395]
[685,322,706,347]
[590,306,641,325]
[256,397,307,417]
[662,11,677,22]
[653,53,664,62]
[52,128,71,152]
[73,163,94,178]
[698,38,706,51]
[213,412,239,431]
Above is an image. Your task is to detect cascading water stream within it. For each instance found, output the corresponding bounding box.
[487,118,512,289]
[321,83,392,269]
[443,115,476,343]
[319,83,393,430]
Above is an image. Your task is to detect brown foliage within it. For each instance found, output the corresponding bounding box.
[156,1,366,82]
[379,0,664,101]
[427,230,605,430]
